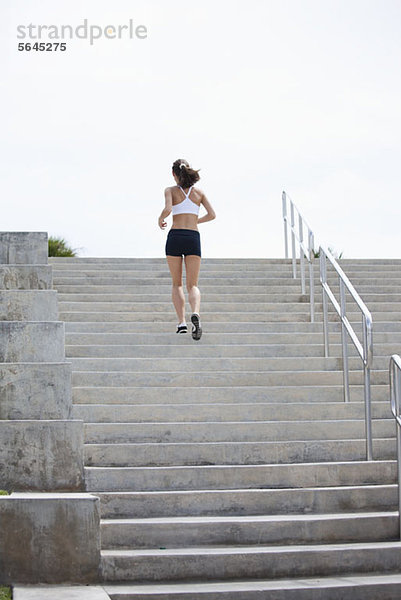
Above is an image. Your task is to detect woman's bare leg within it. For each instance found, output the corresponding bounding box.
[184,255,201,314]
[166,255,185,323]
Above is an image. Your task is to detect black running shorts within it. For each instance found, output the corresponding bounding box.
[165,229,201,257]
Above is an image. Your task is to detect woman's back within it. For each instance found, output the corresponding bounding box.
[170,185,203,230]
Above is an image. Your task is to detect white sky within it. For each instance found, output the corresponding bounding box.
[1,0,401,258]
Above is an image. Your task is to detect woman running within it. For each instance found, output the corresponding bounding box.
[158,159,216,340]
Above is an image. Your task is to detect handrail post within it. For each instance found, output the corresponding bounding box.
[339,278,350,403]
[281,192,315,321]
[290,201,296,279]
[390,357,401,538]
[363,315,373,460]
[397,365,401,539]
[282,191,289,259]
[309,230,315,323]
[320,245,373,460]
[320,252,329,357]
[298,213,306,295]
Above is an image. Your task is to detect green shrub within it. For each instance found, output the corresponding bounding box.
[0,586,12,600]
[313,247,343,260]
[48,237,77,257]
[0,491,9,495]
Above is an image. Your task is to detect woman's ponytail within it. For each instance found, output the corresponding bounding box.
[172,159,200,188]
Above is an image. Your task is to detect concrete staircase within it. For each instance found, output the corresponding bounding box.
[50,257,401,598]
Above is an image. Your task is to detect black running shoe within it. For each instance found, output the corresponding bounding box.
[191,313,202,341]
[176,324,187,334]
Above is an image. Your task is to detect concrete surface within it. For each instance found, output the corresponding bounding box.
[0,362,72,420]
[0,265,52,290]
[0,420,84,491]
[0,493,101,584]
[0,232,48,264]
[0,321,65,363]
[101,542,401,582]
[97,484,397,519]
[102,575,401,600]
[86,460,397,493]
[0,290,58,321]
[14,585,110,599]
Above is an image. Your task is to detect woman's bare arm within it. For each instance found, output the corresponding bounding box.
[158,188,173,229]
[198,192,216,224]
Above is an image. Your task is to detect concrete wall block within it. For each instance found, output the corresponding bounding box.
[0,266,53,290]
[0,363,72,420]
[0,420,84,491]
[0,232,48,265]
[0,322,65,363]
[0,290,58,321]
[0,493,101,583]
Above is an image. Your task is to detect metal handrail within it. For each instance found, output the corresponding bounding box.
[320,245,373,460]
[282,191,315,322]
[390,355,401,538]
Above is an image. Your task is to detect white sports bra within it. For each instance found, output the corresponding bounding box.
[172,186,200,216]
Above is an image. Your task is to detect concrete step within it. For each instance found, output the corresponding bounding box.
[102,574,401,600]
[101,512,398,549]
[58,288,401,305]
[63,320,401,333]
[59,308,401,322]
[66,343,330,358]
[53,275,401,286]
[61,311,330,323]
[72,401,392,423]
[54,284,401,294]
[56,307,399,321]
[52,275,313,285]
[64,331,401,346]
[59,301,327,313]
[67,332,330,345]
[66,322,331,334]
[61,311,320,323]
[84,438,395,467]
[49,256,401,263]
[83,419,394,444]
[50,274,401,287]
[59,293,312,303]
[72,370,389,387]
[51,278,401,289]
[49,257,401,264]
[50,276,401,288]
[65,342,399,359]
[100,541,401,582]
[57,301,401,316]
[49,260,401,270]
[52,264,301,272]
[71,355,352,372]
[85,460,396,492]
[51,268,401,278]
[54,269,396,279]
[97,484,398,518]
[72,385,389,404]
[68,356,393,372]
[54,284,309,294]
[49,258,294,264]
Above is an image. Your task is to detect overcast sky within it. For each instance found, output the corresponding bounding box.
[2,0,401,258]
